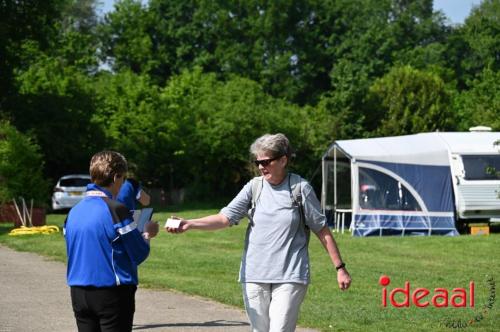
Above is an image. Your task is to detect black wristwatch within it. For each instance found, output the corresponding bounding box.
[335,262,346,271]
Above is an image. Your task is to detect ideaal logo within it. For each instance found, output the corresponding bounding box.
[379,275,496,329]
[379,275,474,308]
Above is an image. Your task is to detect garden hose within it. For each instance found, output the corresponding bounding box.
[8,225,60,236]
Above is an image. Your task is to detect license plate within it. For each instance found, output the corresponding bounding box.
[70,192,82,196]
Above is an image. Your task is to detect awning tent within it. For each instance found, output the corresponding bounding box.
[320,132,499,236]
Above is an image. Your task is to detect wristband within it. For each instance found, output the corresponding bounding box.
[335,262,346,271]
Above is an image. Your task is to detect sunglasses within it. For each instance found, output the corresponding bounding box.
[253,155,283,167]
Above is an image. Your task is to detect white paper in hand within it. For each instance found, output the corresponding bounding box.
[165,218,181,229]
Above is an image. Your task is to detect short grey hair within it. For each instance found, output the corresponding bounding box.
[250,133,292,159]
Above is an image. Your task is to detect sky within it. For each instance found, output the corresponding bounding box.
[99,0,483,24]
[433,0,482,23]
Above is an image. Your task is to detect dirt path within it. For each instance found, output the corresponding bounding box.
[0,245,317,332]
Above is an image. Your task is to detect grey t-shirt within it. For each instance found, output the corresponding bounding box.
[220,174,326,284]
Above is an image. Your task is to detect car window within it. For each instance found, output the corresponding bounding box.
[60,178,91,187]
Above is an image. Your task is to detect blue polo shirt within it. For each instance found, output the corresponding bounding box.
[117,179,141,211]
[64,183,150,287]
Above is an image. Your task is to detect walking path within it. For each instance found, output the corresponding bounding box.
[0,245,317,332]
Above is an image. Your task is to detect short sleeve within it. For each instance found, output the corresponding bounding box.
[302,181,327,233]
[220,180,253,226]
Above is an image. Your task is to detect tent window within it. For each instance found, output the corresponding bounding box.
[325,159,351,209]
[359,167,421,211]
[462,155,500,180]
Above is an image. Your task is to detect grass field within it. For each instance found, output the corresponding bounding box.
[0,205,499,332]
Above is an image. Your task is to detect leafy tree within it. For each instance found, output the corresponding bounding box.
[307,92,366,155]
[459,0,500,80]
[92,70,162,185]
[101,0,330,103]
[444,0,500,131]
[100,0,451,107]
[92,67,314,197]
[0,0,66,112]
[0,121,49,206]
[3,0,103,181]
[12,50,104,181]
[157,68,311,197]
[455,68,500,131]
[367,66,456,136]
[98,0,156,75]
[4,0,495,201]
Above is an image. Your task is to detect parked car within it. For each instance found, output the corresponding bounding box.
[51,174,91,211]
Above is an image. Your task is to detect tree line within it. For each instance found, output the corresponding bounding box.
[0,0,498,205]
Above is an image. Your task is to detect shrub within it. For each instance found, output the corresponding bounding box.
[0,121,49,207]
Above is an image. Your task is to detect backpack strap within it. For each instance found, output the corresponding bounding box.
[248,176,263,226]
[288,173,307,229]
[248,174,307,230]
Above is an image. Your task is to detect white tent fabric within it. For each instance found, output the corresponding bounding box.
[334,132,500,166]
[322,132,500,236]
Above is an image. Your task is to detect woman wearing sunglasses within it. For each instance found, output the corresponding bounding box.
[166,133,351,332]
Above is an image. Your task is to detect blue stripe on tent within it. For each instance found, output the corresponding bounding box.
[352,213,458,237]
[359,160,454,213]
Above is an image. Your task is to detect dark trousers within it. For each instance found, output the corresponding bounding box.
[70,285,137,332]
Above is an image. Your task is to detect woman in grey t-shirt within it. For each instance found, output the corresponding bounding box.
[166,133,351,332]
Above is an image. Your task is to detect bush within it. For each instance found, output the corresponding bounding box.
[0,121,49,207]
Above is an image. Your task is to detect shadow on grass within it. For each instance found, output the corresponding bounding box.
[0,223,14,236]
[489,223,500,233]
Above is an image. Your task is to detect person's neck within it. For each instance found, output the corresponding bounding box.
[268,172,288,186]
[101,185,117,197]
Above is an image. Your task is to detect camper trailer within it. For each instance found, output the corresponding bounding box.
[321,131,500,236]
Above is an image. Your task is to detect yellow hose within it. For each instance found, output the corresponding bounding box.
[8,225,60,236]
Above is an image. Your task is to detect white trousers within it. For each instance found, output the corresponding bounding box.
[242,282,308,332]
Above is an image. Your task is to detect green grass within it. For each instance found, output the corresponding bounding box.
[1,206,499,332]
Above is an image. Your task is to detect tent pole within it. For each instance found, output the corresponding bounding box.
[334,147,337,212]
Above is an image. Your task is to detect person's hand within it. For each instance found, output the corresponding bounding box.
[337,268,351,291]
[165,216,190,234]
[143,221,159,240]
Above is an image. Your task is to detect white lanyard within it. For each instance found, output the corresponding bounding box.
[86,190,109,197]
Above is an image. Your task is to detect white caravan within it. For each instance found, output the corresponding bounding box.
[321,131,500,236]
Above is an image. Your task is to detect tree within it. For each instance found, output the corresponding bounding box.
[156,68,311,197]
[12,51,104,181]
[92,70,162,185]
[459,0,500,80]
[92,67,315,197]
[98,0,156,75]
[443,0,500,131]
[367,66,456,136]
[455,68,500,131]
[0,0,66,112]
[0,121,49,206]
[3,0,103,181]
[100,0,451,107]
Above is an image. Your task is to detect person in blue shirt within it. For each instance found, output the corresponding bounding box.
[64,151,159,332]
[117,177,151,212]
